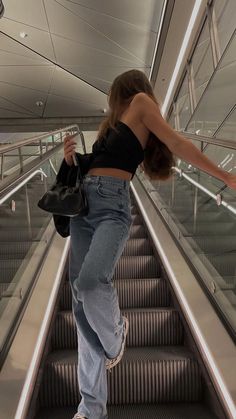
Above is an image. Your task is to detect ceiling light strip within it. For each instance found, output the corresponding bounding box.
[149,0,168,80]
[161,0,204,116]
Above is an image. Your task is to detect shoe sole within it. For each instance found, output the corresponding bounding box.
[106,316,129,370]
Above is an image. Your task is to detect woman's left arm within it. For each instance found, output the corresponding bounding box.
[135,93,236,189]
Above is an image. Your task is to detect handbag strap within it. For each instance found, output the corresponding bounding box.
[74,154,84,186]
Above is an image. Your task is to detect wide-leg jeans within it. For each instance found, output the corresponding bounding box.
[69,175,132,419]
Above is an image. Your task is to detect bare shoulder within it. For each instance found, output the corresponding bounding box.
[130,92,160,120]
[130,92,159,113]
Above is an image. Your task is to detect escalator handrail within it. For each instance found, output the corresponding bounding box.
[0,169,47,205]
[173,167,236,215]
[0,124,79,154]
[180,130,236,151]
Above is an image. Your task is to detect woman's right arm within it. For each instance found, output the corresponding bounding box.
[133,93,236,190]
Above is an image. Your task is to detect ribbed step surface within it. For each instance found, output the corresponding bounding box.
[35,403,216,419]
[129,224,147,238]
[131,214,143,224]
[0,217,48,228]
[0,241,32,257]
[39,347,201,407]
[60,277,170,311]
[0,259,23,281]
[113,256,159,279]
[121,238,153,256]
[0,228,42,241]
[51,308,183,350]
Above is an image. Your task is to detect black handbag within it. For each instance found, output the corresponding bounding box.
[38,153,93,237]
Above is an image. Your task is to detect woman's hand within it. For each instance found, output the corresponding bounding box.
[63,133,77,166]
[223,172,236,190]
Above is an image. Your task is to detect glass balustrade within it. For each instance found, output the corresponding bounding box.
[187,30,236,137]
[137,163,236,339]
[0,126,81,362]
[0,128,76,183]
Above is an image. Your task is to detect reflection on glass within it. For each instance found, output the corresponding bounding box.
[215,106,236,140]
[167,109,175,128]
[137,169,236,337]
[0,147,65,353]
[214,0,236,56]
[187,32,236,136]
[177,73,191,130]
[191,20,214,105]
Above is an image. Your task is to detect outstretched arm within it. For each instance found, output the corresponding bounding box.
[134,93,236,189]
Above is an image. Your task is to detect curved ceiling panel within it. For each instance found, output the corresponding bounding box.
[0,0,166,120]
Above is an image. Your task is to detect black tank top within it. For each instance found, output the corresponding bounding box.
[89,121,144,178]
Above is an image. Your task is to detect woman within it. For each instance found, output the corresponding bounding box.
[64,69,236,419]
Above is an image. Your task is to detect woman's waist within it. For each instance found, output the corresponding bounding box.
[84,169,130,191]
[87,167,132,181]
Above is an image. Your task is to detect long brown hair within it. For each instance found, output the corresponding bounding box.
[97,69,174,180]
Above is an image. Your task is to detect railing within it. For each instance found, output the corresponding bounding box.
[181,130,236,150]
[173,167,236,216]
[0,124,87,366]
[0,124,83,182]
[0,169,47,205]
[137,124,236,340]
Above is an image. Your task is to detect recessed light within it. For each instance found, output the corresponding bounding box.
[20,32,28,39]
[36,101,44,107]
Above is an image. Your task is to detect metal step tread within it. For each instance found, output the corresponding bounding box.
[60,277,170,310]
[113,255,160,279]
[0,241,33,257]
[35,403,216,419]
[52,308,183,349]
[46,346,196,365]
[39,348,201,405]
[121,238,153,256]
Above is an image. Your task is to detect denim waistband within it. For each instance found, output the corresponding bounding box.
[84,174,130,190]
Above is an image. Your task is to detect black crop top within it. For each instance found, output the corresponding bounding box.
[89,121,144,178]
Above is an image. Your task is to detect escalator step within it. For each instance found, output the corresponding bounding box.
[129,224,147,238]
[39,347,201,407]
[0,217,49,228]
[121,238,153,256]
[130,206,138,215]
[0,241,32,257]
[60,277,170,311]
[35,403,217,419]
[0,227,43,241]
[131,214,143,225]
[113,256,159,279]
[0,259,23,282]
[51,308,183,350]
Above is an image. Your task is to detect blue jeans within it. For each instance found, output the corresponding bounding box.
[69,175,132,419]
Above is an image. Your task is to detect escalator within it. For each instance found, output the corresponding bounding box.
[29,193,219,419]
[1,128,234,419]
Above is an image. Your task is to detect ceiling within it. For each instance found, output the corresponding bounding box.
[0,0,166,130]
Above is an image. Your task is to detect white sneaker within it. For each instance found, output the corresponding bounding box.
[72,414,87,419]
[105,316,129,371]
